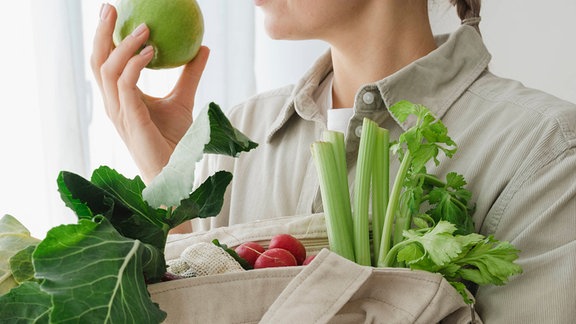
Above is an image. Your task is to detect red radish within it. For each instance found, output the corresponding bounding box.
[254,248,297,269]
[235,241,265,267]
[268,234,307,265]
[302,255,316,265]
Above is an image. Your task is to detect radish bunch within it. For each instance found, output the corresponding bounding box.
[234,234,315,269]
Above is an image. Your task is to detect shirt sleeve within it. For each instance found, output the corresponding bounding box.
[474,147,576,323]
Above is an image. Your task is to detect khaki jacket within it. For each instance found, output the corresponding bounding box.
[193,26,576,323]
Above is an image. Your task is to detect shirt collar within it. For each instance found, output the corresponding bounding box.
[266,52,333,143]
[267,25,491,141]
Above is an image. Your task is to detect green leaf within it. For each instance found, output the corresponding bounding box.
[389,100,419,123]
[58,170,125,220]
[455,236,523,286]
[89,166,170,249]
[0,215,40,296]
[0,281,51,323]
[204,102,259,156]
[401,221,463,266]
[427,172,475,235]
[449,281,474,304]
[446,172,467,189]
[33,217,166,323]
[9,245,37,285]
[90,166,156,225]
[143,102,258,209]
[57,172,94,220]
[58,168,169,250]
[170,171,233,228]
[396,243,425,264]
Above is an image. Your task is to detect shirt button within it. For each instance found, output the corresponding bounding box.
[355,125,363,137]
[362,92,375,105]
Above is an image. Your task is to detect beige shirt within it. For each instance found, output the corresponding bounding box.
[193,26,576,323]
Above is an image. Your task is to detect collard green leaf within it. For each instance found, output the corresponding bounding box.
[89,166,170,249]
[33,217,166,323]
[58,168,169,250]
[143,104,212,209]
[143,102,258,209]
[0,215,40,296]
[204,102,258,156]
[57,172,94,220]
[90,166,161,228]
[170,170,233,228]
[9,245,37,285]
[57,170,121,220]
[0,281,51,323]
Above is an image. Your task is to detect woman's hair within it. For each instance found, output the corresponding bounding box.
[450,0,482,33]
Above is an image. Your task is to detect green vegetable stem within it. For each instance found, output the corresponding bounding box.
[312,100,523,303]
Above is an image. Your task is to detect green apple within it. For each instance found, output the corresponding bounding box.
[113,0,204,69]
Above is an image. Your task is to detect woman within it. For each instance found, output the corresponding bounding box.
[92,1,575,322]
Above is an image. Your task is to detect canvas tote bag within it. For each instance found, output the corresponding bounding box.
[149,214,481,324]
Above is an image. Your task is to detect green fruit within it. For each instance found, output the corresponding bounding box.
[113,0,204,69]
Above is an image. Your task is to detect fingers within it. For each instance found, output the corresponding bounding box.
[100,22,152,119]
[116,45,155,121]
[169,46,211,110]
[90,3,117,89]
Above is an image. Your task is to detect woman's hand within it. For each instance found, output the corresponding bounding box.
[90,3,210,183]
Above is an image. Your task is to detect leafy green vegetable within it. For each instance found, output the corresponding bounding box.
[312,100,522,304]
[204,102,259,156]
[170,170,232,228]
[392,221,523,303]
[0,282,51,323]
[35,217,167,323]
[0,215,40,295]
[58,167,170,251]
[9,245,37,285]
[425,173,475,235]
[143,102,257,209]
[0,102,258,323]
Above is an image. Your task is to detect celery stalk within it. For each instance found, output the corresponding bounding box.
[371,127,389,266]
[322,131,354,234]
[377,151,411,267]
[353,118,378,266]
[311,141,355,261]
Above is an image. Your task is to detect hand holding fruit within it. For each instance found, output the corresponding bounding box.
[90,1,208,184]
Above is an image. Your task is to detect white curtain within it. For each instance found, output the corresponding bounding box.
[0,0,88,238]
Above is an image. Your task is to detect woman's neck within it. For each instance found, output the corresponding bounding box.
[328,3,437,108]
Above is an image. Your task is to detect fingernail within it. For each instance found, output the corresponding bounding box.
[140,45,154,57]
[131,23,148,37]
[99,3,111,21]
